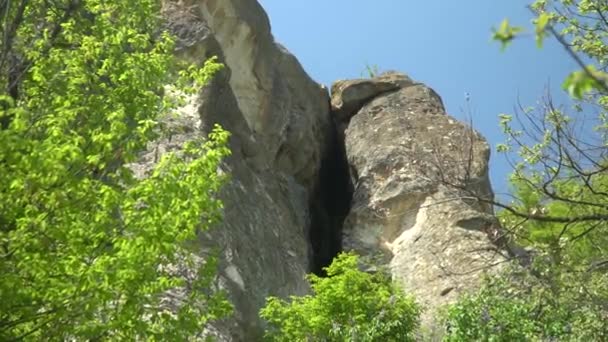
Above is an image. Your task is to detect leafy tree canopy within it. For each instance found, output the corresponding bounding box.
[445,1,608,340]
[0,0,231,340]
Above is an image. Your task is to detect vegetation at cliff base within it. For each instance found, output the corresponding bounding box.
[0,0,231,340]
[260,252,420,342]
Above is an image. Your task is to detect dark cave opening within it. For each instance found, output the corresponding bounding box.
[309,121,353,276]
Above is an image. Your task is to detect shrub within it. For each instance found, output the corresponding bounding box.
[260,252,420,341]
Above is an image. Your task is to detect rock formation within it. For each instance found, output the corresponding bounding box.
[133,0,513,339]
[150,1,333,340]
[333,73,508,334]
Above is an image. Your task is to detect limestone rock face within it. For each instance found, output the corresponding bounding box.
[331,72,415,123]
[148,0,332,339]
[149,1,508,339]
[198,0,331,189]
[337,73,508,331]
[164,0,330,190]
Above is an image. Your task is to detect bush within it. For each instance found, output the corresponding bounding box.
[260,252,420,342]
[443,264,608,341]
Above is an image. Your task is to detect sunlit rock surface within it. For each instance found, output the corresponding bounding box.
[135,1,513,339]
[336,73,508,332]
[142,0,332,339]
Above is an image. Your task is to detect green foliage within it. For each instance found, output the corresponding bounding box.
[563,65,608,99]
[492,19,523,51]
[362,63,381,78]
[491,0,608,280]
[444,266,608,342]
[535,12,551,47]
[444,275,541,341]
[443,262,608,341]
[447,2,608,341]
[260,252,420,342]
[530,0,608,66]
[0,0,231,340]
[494,1,608,97]
[493,93,608,266]
[500,173,608,263]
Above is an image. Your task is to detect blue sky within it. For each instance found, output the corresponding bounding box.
[257,0,578,196]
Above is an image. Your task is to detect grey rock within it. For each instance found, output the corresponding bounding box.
[136,0,332,339]
[196,0,331,190]
[339,74,508,333]
[331,72,415,123]
[138,1,513,340]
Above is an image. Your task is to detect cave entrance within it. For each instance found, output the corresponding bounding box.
[309,121,353,276]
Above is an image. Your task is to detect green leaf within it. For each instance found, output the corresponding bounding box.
[535,12,551,48]
[0,1,231,339]
[562,65,608,99]
[492,19,523,51]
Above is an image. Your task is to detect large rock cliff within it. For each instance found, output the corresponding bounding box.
[138,0,512,339]
[153,1,332,340]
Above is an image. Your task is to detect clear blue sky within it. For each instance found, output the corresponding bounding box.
[257,0,577,196]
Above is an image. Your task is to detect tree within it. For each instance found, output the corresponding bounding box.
[0,0,231,340]
[443,262,607,341]
[260,252,420,342]
[442,0,608,339]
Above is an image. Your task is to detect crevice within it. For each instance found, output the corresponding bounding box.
[309,118,353,276]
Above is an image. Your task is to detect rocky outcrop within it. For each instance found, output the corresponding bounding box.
[163,0,330,190]
[141,1,334,340]
[335,73,508,333]
[143,1,509,339]
[331,72,415,122]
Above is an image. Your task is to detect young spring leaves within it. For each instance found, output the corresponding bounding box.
[0,1,231,340]
[260,252,420,342]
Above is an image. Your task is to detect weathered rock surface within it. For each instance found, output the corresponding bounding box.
[144,1,509,340]
[331,72,415,123]
[337,73,508,333]
[140,0,333,340]
[164,0,330,189]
